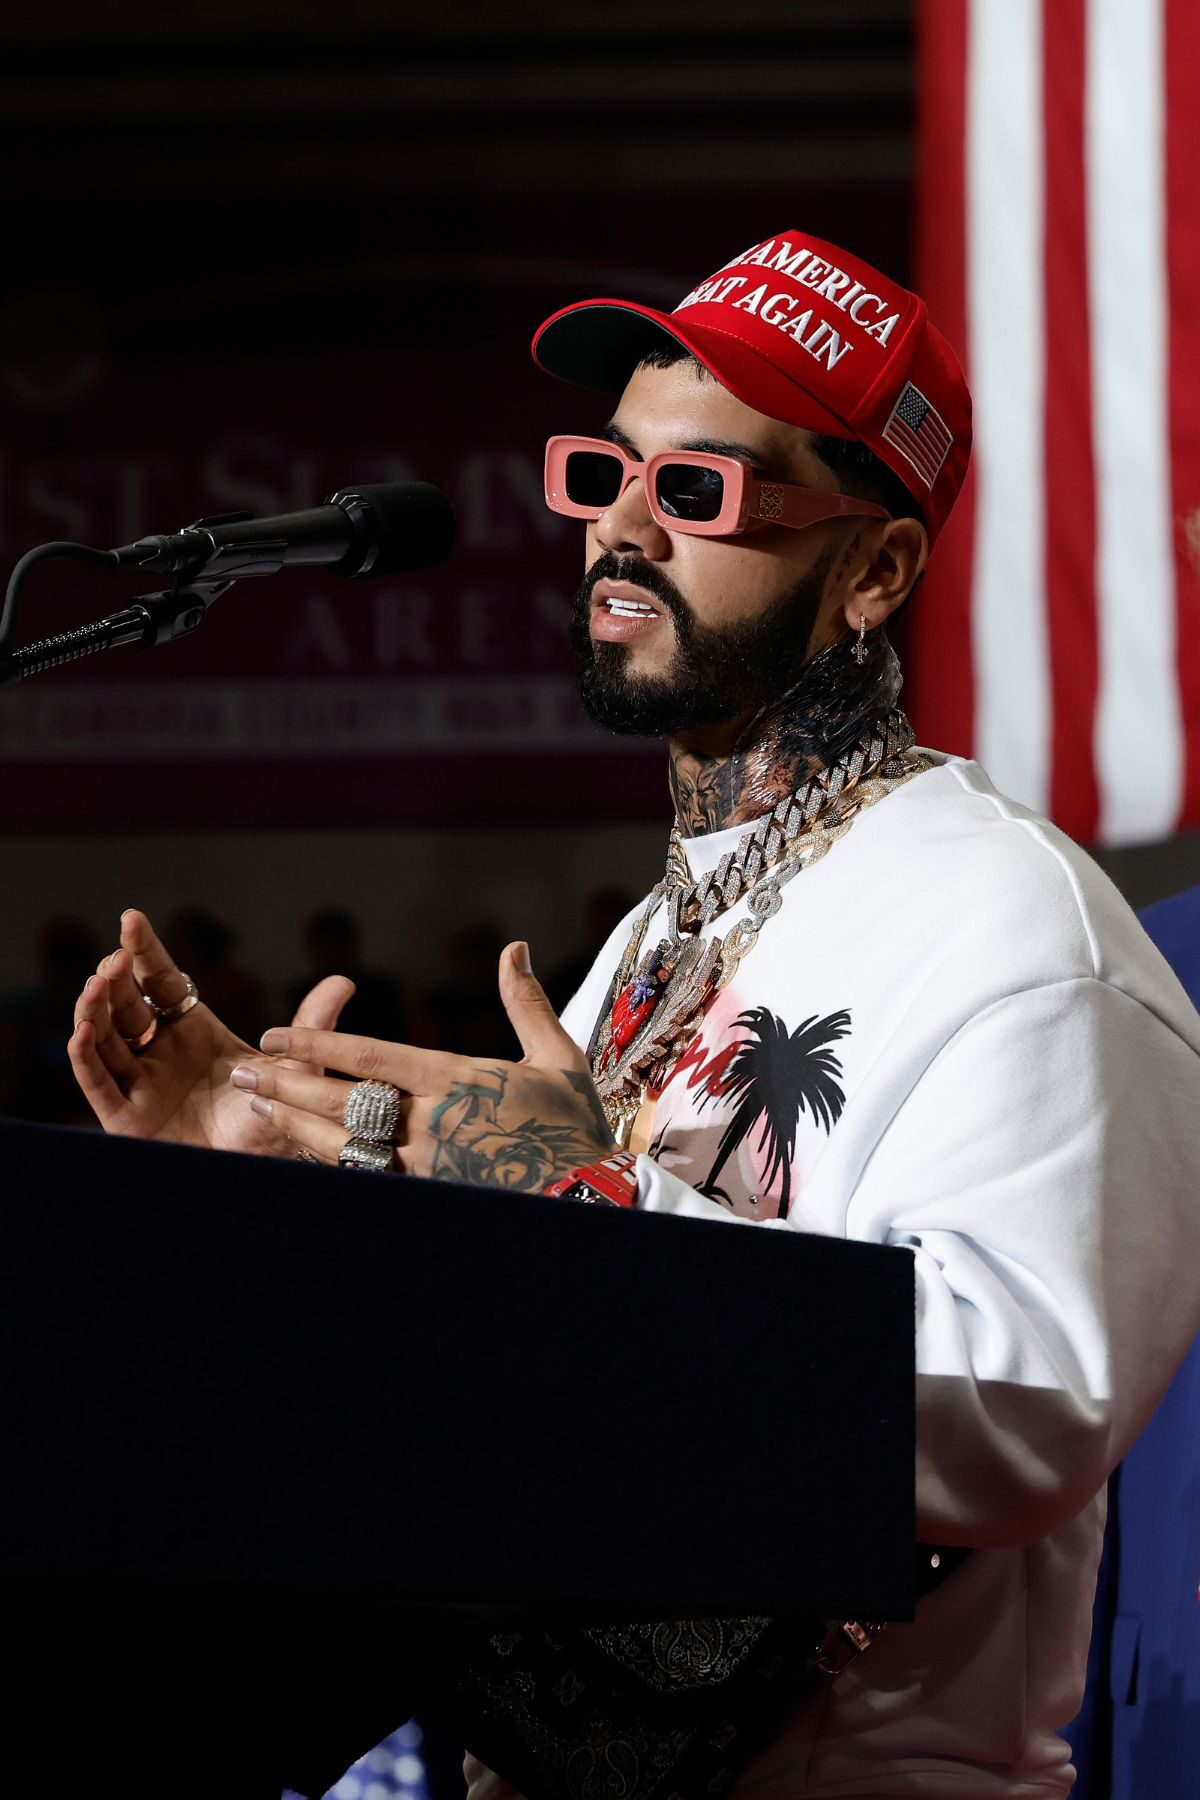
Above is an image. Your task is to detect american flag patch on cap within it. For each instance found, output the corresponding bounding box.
[881,382,953,490]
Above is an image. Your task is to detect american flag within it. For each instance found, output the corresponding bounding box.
[910,0,1200,844]
[883,383,955,491]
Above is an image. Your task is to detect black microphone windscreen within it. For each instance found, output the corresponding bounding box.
[342,481,456,577]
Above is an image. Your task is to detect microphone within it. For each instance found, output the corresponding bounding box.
[111,481,456,583]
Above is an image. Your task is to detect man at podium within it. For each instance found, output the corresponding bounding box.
[67,231,1200,1798]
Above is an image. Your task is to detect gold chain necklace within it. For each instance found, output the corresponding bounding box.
[589,711,930,1145]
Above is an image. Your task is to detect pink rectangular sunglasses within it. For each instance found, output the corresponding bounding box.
[544,435,891,537]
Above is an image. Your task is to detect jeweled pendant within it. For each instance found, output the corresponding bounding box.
[597,942,670,1075]
[593,933,724,1119]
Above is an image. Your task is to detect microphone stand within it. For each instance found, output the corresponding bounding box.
[0,579,233,688]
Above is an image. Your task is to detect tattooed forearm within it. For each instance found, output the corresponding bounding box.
[426,1064,613,1190]
[429,1118,599,1189]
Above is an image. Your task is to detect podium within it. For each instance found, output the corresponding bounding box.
[1,1120,917,1796]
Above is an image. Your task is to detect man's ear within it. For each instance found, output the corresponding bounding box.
[844,517,929,629]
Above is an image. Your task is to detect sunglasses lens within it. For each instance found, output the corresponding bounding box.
[564,449,624,510]
[654,462,725,523]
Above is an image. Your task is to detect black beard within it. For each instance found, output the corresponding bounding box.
[569,549,833,738]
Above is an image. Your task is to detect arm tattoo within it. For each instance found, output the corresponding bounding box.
[427,1065,611,1190]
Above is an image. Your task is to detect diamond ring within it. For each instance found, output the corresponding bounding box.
[338,1137,394,1174]
[341,1079,401,1143]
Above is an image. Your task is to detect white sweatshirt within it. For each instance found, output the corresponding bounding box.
[560,753,1200,1798]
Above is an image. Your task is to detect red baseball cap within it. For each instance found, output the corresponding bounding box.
[532,230,971,544]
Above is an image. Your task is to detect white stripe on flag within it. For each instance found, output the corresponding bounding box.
[968,0,1050,815]
[1087,0,1182,842]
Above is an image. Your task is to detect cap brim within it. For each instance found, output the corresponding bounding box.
[532,299,853,438]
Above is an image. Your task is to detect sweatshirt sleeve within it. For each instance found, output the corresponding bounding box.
[636,976,1200,1547]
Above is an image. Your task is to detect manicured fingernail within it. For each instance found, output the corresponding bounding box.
[230,1065,257,1091]
[260,1029,289,1053]
[249,1095,273,1119]
[514,940,532,974]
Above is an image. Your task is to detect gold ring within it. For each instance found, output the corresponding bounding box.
[148,973,199,1023]
[120,1012,159,1052]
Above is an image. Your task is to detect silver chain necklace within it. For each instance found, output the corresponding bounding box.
[590,710,928,1145]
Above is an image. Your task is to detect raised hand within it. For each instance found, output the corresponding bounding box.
[69,907,353,1154]
[233,941,615,1188]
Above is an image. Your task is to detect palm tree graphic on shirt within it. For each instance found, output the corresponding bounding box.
[695,1006,851,1217]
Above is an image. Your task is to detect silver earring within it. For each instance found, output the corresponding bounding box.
[853,612,869,666]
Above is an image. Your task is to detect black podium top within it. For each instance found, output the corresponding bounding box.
[2,1119,916,1622]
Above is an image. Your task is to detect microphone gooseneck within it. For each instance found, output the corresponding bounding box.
[0,479,456,686]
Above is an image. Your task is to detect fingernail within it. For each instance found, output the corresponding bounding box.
[230,1065,258,1091]
[513,940,532,975]
[249,1095,273,1119]
[260,1029,289,1053]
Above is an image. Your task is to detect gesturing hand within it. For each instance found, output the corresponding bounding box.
[235,942,616,1189]
[68,908,355,1155]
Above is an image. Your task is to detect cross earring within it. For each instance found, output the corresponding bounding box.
[853,613,869,665]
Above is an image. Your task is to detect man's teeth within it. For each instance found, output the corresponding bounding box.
[605,598,658,617]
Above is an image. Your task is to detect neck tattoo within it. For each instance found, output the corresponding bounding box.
[668,627,905,837]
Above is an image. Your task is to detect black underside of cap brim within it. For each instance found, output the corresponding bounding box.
[534,304,690,394]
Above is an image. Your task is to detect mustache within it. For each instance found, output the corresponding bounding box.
[576,550,691,625]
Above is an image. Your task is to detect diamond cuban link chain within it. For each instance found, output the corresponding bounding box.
[590,710,929,1144]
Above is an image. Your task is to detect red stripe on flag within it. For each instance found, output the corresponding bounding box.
[912,0,974,756]
[886,424,942,489]
[1165,0,1200,828]
[1043,0,1100,841]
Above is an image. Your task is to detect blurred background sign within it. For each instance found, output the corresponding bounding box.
[0,284,660,828]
